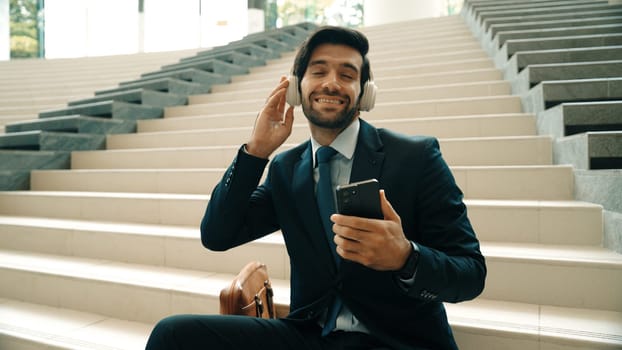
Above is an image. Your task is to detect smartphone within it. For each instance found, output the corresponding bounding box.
[335,179,383,219]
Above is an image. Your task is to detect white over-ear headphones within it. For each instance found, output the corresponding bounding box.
[286,75,377,112]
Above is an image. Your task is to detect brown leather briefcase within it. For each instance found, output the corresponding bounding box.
[219,261,276,318]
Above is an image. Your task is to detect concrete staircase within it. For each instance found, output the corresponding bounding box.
[0,49,199,192]
[0,49,203,132]
[0,24,316,191]
[465,0,622,254]
[0,6,621,350]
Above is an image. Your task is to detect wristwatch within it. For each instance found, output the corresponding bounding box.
[398,241,420,280]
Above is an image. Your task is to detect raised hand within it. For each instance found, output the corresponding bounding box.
[246,76,295,159]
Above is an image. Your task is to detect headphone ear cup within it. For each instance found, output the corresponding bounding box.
[286,75,301,106]
[359,80,377,112]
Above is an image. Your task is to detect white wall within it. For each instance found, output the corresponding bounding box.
[0,0,9,60]
[45,0,137,58]
[363,0,444,26]
[200,0,248,48]
[40,0,454,59]
[143,0,200,52]
[248,8,265,34]
[44,0,248,58]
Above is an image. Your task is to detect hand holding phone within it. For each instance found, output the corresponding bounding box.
[335,179,383,219]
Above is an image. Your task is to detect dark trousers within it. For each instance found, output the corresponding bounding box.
[145,314,391,350]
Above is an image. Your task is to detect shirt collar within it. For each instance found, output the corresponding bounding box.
[311,118,360,167]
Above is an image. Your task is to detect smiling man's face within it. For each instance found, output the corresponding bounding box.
[300,43,363,131]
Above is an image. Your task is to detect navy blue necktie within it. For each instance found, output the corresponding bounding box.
[316,146,339,263]
[316,146,342,336]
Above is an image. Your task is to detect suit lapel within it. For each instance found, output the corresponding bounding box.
[292,143,338,274]
[350,119,385,184]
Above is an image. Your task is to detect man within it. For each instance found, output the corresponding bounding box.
[146,26,486,350]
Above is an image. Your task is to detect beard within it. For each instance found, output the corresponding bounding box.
[302,92,359,130]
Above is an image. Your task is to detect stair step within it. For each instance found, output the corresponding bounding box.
[0,216,288,277]
[159,51,266,73]
[68,89,187,108]
[96,78,209,96]
[512,60,622,94]
[141,61,248,79]
[349,41,484,63]
[243,22,315,46]
[0,239,619,317]
[482,6,622,34]
[537,101,622,138]
[447,298,622,350]
[493,23,622,52]
[75,135,553,168]
[30,165,573,200]
[496,32,622,64]
[0,193,600,244]
[0,209,601,275]
[38,101,163,121]
[0,249,287,325]
[185,43,279,63]
[555,131,622,170]
[506,46,622,79]
[524,78,622,113]
[1,297,620,350]
[480,242,622,311]
[0,131,105,152]
[137,111,533,134]
[165,95,522,118]
[5,115,136,135]
[488,15,622,41]
[182,39,286,62]
[467,199,602,246]
[120,69,231,89]
[112,115,536,149]
[0,170,30,191]
[0,150,70,170]
[0,104,65,117]
[0,299,153,350]
[472,0,609,22]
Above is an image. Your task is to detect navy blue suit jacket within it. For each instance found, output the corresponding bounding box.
[201,119,486,350]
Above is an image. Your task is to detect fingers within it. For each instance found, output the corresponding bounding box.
[331,213,377,234]
[246,77,294,158]
[283,105,295,128]
[333,231,370,263]
[331,215,379,248]
[330,192,408,270]
[266,76,289,108]
[265,84,287,112]
[380,190,401,223]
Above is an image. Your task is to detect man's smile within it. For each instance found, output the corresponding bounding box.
[316,97,344,105]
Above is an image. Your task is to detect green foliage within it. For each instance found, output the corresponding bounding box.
[11,35,38,58]
[11,21,36,37]
[9,0,40,58]
[266,0,363,29]
[10,0,37,24]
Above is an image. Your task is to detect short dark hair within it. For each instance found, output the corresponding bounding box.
[292,26,371,94]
